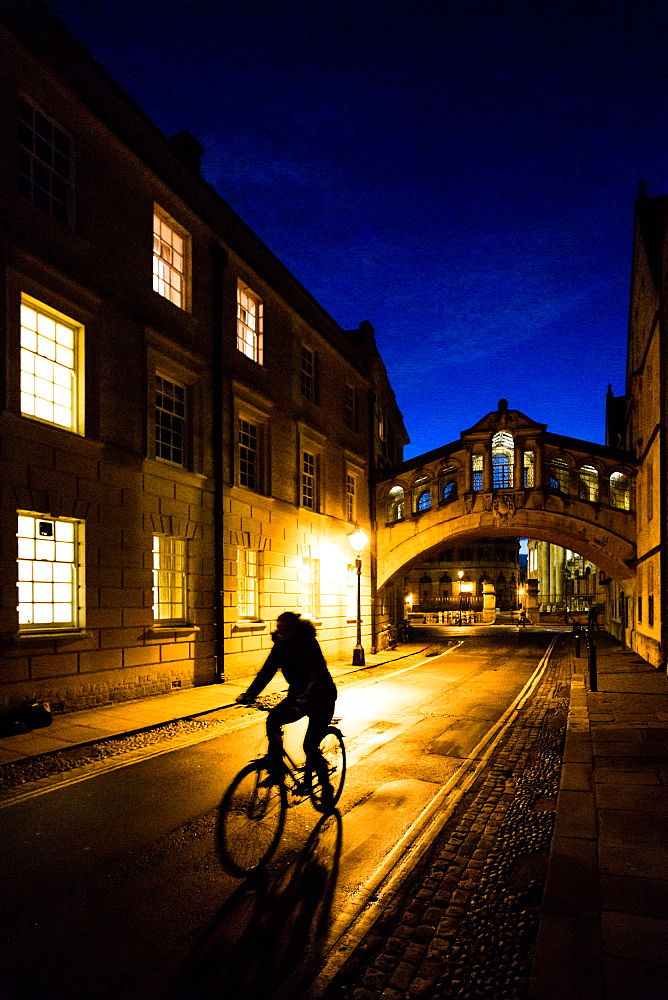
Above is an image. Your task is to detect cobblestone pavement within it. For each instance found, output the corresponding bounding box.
[321,636,572,1000]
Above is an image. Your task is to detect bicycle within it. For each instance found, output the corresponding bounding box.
[216,706,346,877]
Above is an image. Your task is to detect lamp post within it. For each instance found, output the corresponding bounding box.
[458,569,464,626]
[348,526,368,666]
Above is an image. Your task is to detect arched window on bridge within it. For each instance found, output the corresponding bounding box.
[549,457,569,494]
[579,465,599,502]
[387,485,405,523]
[492,431,514,489]
[438,465,458,504]
[413,475,432,513]
[609,471,630,510]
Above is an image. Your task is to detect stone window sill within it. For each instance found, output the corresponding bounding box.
[145,625,200,637]
[15,630,93,642]
[232,621,267,633]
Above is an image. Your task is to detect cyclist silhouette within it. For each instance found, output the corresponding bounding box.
[236,612,337,781]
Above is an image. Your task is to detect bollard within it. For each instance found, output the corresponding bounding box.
[574,625,581,659]
[588,627,598,692]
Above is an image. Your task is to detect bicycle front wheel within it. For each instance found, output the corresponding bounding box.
[307,727,346,813]
[217,761,287,876]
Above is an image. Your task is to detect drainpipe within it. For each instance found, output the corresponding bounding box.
[211,245,228,682]
[659,304,668,671]
[368,388,378,652]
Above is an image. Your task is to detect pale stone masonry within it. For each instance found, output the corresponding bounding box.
[0,0,407,710]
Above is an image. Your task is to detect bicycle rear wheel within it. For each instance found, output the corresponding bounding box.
[307,727,346,813]
[217,760,287,876]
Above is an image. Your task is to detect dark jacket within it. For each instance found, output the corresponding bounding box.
[245,619,336,704]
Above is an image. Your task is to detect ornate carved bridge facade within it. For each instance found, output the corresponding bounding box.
[375,401,637,595]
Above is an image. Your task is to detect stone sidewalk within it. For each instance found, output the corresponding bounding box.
[529,633,668,1000]
[0,643,430,765]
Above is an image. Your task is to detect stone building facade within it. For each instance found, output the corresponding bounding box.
[0,0,406,711]
[406,539,522,616]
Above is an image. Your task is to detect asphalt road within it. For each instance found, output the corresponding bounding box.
[0,628,557,1000]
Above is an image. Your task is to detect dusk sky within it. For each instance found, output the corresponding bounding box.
[45,0,668,459]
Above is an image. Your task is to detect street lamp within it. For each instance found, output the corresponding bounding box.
[458,570,464,626]
[348,526,368,666]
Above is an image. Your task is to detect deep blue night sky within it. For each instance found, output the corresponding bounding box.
[44,0,668,459]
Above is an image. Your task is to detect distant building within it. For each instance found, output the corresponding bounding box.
[0,0,406,711]
[406,539,522,617]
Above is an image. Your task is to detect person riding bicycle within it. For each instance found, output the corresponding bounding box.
[235,612,337,784]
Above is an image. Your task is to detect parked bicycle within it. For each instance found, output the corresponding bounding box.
[217,703,346,877]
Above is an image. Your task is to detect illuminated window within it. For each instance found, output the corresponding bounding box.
[388,485,405,523]
[237,549,261,619]
[492,431,514,488]
[301,558,320,618]
[345,384,356,429]
[300,346,315,401]
[472,454,483,491]
[549,458,569,494]
[609,472,630,511]
[20,295,82,432]
[346,473,356,522]
[155,375,186,465]
[523,451,535,487]
[16,513,82,631]
[302,451,316,509]
[152,536,187,622]
[18,98,73,225]
[153,208,188,308]
[237,282,263,363]
[238,418,258,490]
[579,465,599,502]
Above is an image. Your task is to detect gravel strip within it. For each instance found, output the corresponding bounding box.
[321,637,571,1000]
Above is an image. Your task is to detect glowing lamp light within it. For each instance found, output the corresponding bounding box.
[348,526,368,555]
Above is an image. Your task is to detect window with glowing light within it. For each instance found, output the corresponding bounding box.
[237,281,263,363]
[20,295,82,432]
[579,465,599,503]
[237,549,261,619]
[152,536,187,622]
[609,472,630,511]
[18,98,73,225]
[153,208,189,309]
[16,513,82,631]
[472,454,483,491]
[301,558,320,619]
[388,485,405,523]
[492,431,514,489]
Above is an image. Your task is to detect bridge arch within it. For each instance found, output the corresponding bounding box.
[376,402,637,589]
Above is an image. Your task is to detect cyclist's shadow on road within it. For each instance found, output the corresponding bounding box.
[165,810,343,1000]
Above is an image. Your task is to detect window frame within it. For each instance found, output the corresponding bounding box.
[300,556,320,619]
[345,471,357,523]
[18,96,74,226]
[19,293,85,435]
[155,372,187,467]
[300,344,316,402]
[237,548,262,621]
[153,205,191,311]
[16,511,85,634]
[236,280,264,364]
[472,453,484,492]
[152,534,188,624]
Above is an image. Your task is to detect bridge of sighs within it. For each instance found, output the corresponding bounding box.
[375,401,637,609]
